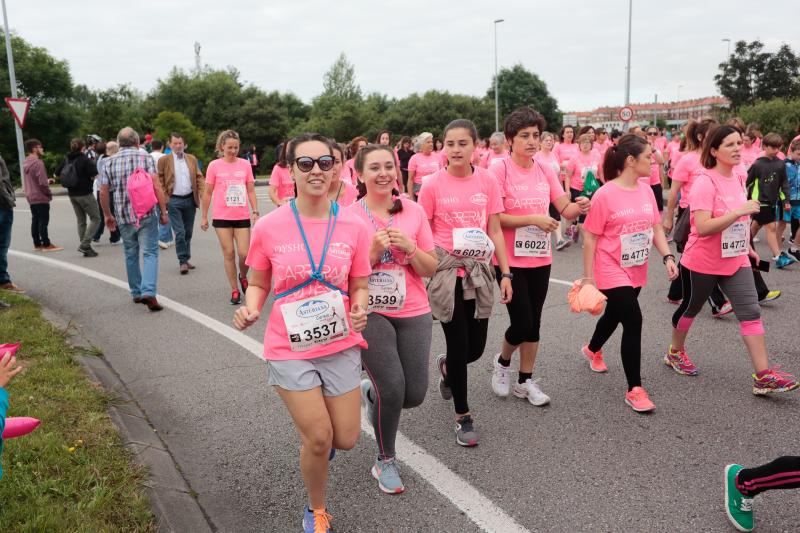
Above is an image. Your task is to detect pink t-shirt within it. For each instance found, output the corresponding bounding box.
[418,167,504,253]
[566,151,601,192]
[490,158,566,268]
[481,151,509,169]
[740,145,759,168]
[345,198,435,319]
[408,152,442,184]
[666,140,681,161]
[533,151,561,177]
[648,150,663,186]
[269,164,294,201]
[553,142,579,165]
[655,137,668,152]
[582,181,661,290]
[205,158,254,220]
[342,159,357,186]
[332,180,358,207]
[245,205,372,361]
[681,169,751,276]
[671,150,702,209]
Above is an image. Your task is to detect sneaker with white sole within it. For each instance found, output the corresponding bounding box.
[712,300,733,318]
[491,359,511,397]
[581,345,608,373]
[512,378,551,406]
[436,354,452,400]
[360,379,376,424]
[555,239,571,251]
[454,415,478,447]
[624,386,656,413]
[371,456,405,494]
[724,464,754,532]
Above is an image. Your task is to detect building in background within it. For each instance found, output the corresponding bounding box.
[563,96,730,130]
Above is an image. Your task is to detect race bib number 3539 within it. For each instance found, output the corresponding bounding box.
[367,268,406,313]
[280,291,350,352]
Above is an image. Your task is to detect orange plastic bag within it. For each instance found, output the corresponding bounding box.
[567,280,607,315]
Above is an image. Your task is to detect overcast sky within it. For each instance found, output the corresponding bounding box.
[8,1,799,112]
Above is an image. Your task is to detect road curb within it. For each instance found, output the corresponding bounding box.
[14,178,270,199]
[40,306,215,533]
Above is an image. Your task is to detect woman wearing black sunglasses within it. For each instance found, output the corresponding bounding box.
[233,133,370,533]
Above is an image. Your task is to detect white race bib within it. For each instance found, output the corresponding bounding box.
[452,228,494,263]
[721,221,749,258]
[620,228,653,267]
[225,183,246,207]
[367,268,406,313]
[514,226,551,257]
[280,291,350,352]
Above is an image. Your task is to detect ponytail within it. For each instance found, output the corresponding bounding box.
[602,134,648,180]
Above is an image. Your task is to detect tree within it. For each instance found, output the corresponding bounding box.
[737,98,800,146]
[323,53,362,101]
[0,31,80,179]
[151,111,205,160]
[715,40,800,109]
[382,91,493,140]
[81,84,146,142]
[487,64,561,132]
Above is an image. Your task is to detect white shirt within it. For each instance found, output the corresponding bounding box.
[151,151,165,164]
[172,153,192,196]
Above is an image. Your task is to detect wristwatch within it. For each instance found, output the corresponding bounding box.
[500,272,514,280]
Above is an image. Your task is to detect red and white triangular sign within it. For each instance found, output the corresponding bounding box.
[5,97,30,129]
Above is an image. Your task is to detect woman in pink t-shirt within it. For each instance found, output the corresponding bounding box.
[346,145,438,494]
[328,143,358,207]
[645,126,667,213]
[234,133,370,532]
[419,119,512,447]
[553,124,578,168]
[668,125,798,394]
[406,132,440,200]
[481,131,509,169]
[565,134,603,244]
[200,130,259,304]
[581,134,678,413]
[268,140,293,206]
[488,108,591,407]
[535,131,571,249]
[342,136,367,186]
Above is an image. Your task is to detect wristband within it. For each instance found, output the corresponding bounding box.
[662,254,675,264]
[404,244,418,263]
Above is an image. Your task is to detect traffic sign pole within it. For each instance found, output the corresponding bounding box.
[2,0,27,193]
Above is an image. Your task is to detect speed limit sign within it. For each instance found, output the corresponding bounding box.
[619,106,634,122]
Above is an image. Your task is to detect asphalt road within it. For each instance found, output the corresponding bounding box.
[6,193,799,532]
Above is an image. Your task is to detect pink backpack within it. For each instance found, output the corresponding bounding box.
[126,167,158,227]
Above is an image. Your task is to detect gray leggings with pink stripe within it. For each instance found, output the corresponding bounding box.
[737,456,800,497]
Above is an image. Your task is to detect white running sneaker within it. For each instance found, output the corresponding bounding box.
[513,378,551,406]
[491,359,511,397]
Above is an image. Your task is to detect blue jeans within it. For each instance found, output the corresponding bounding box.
[0,208,12,285]
[118,214,159,298]
[157,206,173,243]
[167,196,196,265]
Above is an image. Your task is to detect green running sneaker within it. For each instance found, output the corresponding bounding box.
[724,464,754,532]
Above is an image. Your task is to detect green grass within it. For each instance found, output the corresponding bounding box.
[0,292,155,532]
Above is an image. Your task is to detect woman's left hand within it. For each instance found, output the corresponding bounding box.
[350,303,368,332]
[665,259,679,281]
[387,228,414,253]
[499,277,513,304]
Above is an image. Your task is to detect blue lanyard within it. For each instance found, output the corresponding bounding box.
[359,198,394,264]
[274,199,346,299]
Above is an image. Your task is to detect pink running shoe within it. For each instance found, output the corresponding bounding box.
[582,345,608,373]
[664,345,699,376]
[625,386,656,413]
[752,366,800,395]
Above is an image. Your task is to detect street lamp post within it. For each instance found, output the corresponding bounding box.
[1,0,26,192]
[624,0,632,106]
[494,18,504,132]
[722,38,731,58]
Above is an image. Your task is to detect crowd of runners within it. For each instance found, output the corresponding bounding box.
[3,107,800,533]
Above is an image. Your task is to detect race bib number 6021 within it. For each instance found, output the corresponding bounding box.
[452,228,494,263]
[280,291,350,352]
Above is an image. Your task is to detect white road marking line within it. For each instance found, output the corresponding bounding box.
[10,249,530,533]
[13,209,31,213]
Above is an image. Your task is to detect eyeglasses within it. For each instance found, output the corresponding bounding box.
[293,155,335,172]
[647,132,659,137]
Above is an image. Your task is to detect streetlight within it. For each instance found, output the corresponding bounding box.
[493,18,504,132]
[1,0,25,192]
[624,0,632,106]
[722,38,731,57]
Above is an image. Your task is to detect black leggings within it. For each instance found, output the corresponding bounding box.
[441,278,489,414]
[737,456,800,497]
[30,203,51,247]
[496,265,550,345]
[588,286,642,390]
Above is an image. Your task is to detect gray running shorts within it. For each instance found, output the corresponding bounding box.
[267,346,361,397]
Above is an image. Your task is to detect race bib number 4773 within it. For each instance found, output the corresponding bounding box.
[619,228,653,268]
[280,291,350,352]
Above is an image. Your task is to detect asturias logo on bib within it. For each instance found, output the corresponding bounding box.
[296,300,330,318]
[369,271,395,286]
[463,229,486,242]
[628,233,650,246]
[470,193,488,206]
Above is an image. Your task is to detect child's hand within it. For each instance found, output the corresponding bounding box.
[0,351,23,389]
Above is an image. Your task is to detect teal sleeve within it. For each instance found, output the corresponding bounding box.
[0,387,7,479]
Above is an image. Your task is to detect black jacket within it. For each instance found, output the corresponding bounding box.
[0,155,14,210]
[56,152,97,197]
[746,156,789,206]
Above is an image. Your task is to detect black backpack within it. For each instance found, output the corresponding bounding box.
[60,158,80,188]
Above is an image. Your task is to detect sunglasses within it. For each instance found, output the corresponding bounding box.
[293,155,334,172]
[647,132,659,136]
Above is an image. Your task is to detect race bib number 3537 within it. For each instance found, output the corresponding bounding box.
[280,291,350,352]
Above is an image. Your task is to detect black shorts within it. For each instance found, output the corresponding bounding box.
[650,184,664,212]
[751,204,779,226]
[212,218,251,229]
[570,188,586,223]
